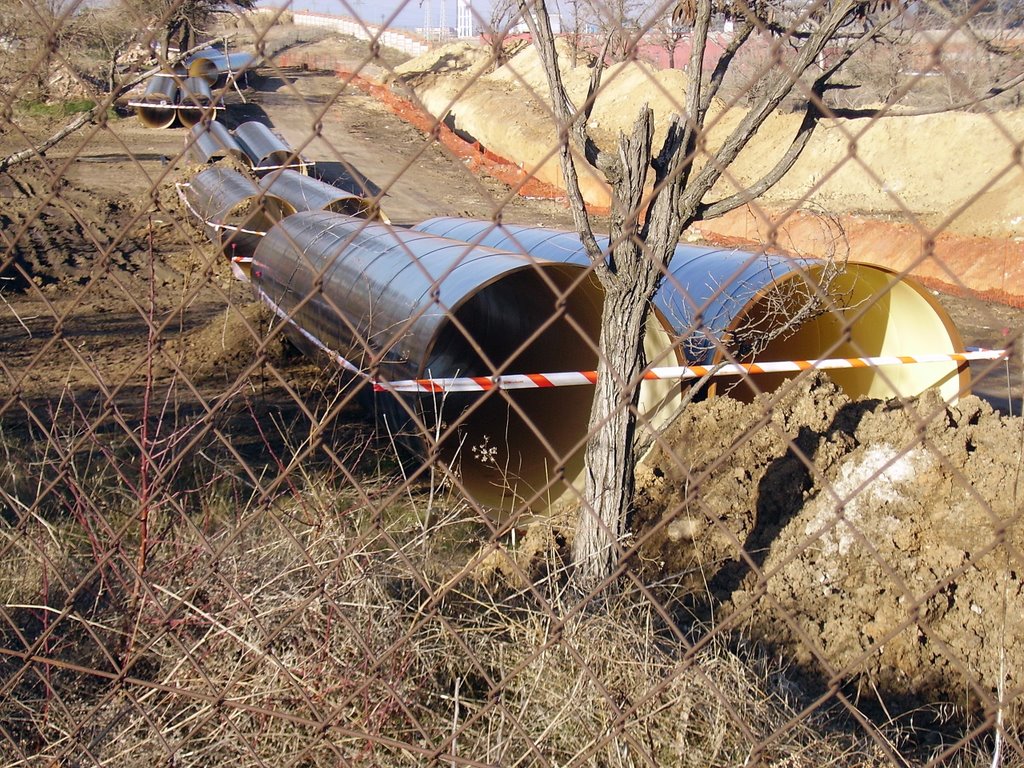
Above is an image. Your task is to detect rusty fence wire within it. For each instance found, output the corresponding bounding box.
[1,0,1023,765]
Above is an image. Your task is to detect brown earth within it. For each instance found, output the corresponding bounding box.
[1,26,1023,730]
[393,38,1024,240]
[632,374,1024,722]
[392,38,1024,307]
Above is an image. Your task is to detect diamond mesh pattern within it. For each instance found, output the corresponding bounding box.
[1,0,1022,764]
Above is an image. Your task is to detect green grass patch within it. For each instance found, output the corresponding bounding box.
[15,98,122,121]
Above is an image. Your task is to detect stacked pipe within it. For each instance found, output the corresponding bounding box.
[136,74,179,129]
[177,77,216,128]
[186,50,258,86]
[413,218,970,404]
[135,46,258,130]
[135,72,220,129]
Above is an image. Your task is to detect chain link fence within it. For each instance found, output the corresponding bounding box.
[1,0,1023,764]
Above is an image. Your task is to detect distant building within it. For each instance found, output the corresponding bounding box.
[457,0,474,38]
[416,26,457,43]
[510,12,563,34]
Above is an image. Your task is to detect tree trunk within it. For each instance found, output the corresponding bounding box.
[570,105,657,591]
[573,267,658,590]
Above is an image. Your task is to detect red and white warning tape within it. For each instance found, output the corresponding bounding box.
[175,182,269,237]
[254,287,1009,395]
[372,349,1008,394]
[257,287,366,378]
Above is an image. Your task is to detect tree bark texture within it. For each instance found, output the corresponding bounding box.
[574,275,656,588]
[573,109,659,591]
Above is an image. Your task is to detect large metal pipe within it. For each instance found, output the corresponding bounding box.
[258,169,383,220]
[253,211,611,514]
[136,74,178,129]
[414,218,970,403]
[183,167,295,262]
[177,77,215,129]
[187,51,257,86]
[186,121,247,165]
[233,121,301,173]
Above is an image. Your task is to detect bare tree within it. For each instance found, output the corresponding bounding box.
[649,6,688,68]
[0,0,82,97]
[584,0,644,60]
[74,4,142,93]
[124,0,255,59]
[515,0,1019,590]
[485,0,522,70]
[490,0,520,32]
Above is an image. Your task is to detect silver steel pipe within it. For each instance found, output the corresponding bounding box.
[253,211,607,515]
[233,121,299,173]
[258,169,381,219]
[414,218,970,403]
[187,51,257,86]
[184,167,295,263]
[136,74,178,129]
[186,122,247,165]
[177,77,214,129]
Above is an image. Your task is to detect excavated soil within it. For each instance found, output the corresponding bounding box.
[393,39,1024,303]
[394,38,1024,239]
[633,375,1024,719]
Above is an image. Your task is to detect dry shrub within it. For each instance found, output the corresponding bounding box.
[1,479,904,767]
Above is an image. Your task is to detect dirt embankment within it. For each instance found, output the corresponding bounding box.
[633,374,1024,722]
[389,39,1024,303]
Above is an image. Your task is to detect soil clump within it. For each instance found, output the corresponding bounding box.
[634,374,1024,721]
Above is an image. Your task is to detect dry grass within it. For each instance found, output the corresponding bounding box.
[0,335,1016,767]
[0,464,945,766]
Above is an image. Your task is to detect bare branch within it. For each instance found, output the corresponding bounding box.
[516,0,606,268]
[700,17,756,116]
[680,0,864,214]
[696,101,821,220]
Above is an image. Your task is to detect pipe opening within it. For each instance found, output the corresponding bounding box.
[177,78,215,129]
[185,168,296,263]
[187,56,221,86]
[218,196,296,262]
[258,169,380,219]
[421,265,603,514]
[187,122,246,165]
[712,263,968,402]
[234,122,304,173]
[137,75,178,129]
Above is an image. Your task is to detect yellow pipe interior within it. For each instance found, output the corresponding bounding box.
[713,262,969,403]
[137,105,177,130]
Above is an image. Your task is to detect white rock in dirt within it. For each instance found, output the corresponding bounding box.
[804,445,934,559]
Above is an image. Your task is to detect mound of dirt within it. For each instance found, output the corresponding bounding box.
[396,39,1024,239]
[634,374,1024,719]
[0,170,166,292]
[159,301,283,384]
[394,39,498,87]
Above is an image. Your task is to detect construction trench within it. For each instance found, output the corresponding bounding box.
[173,123,972,516]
